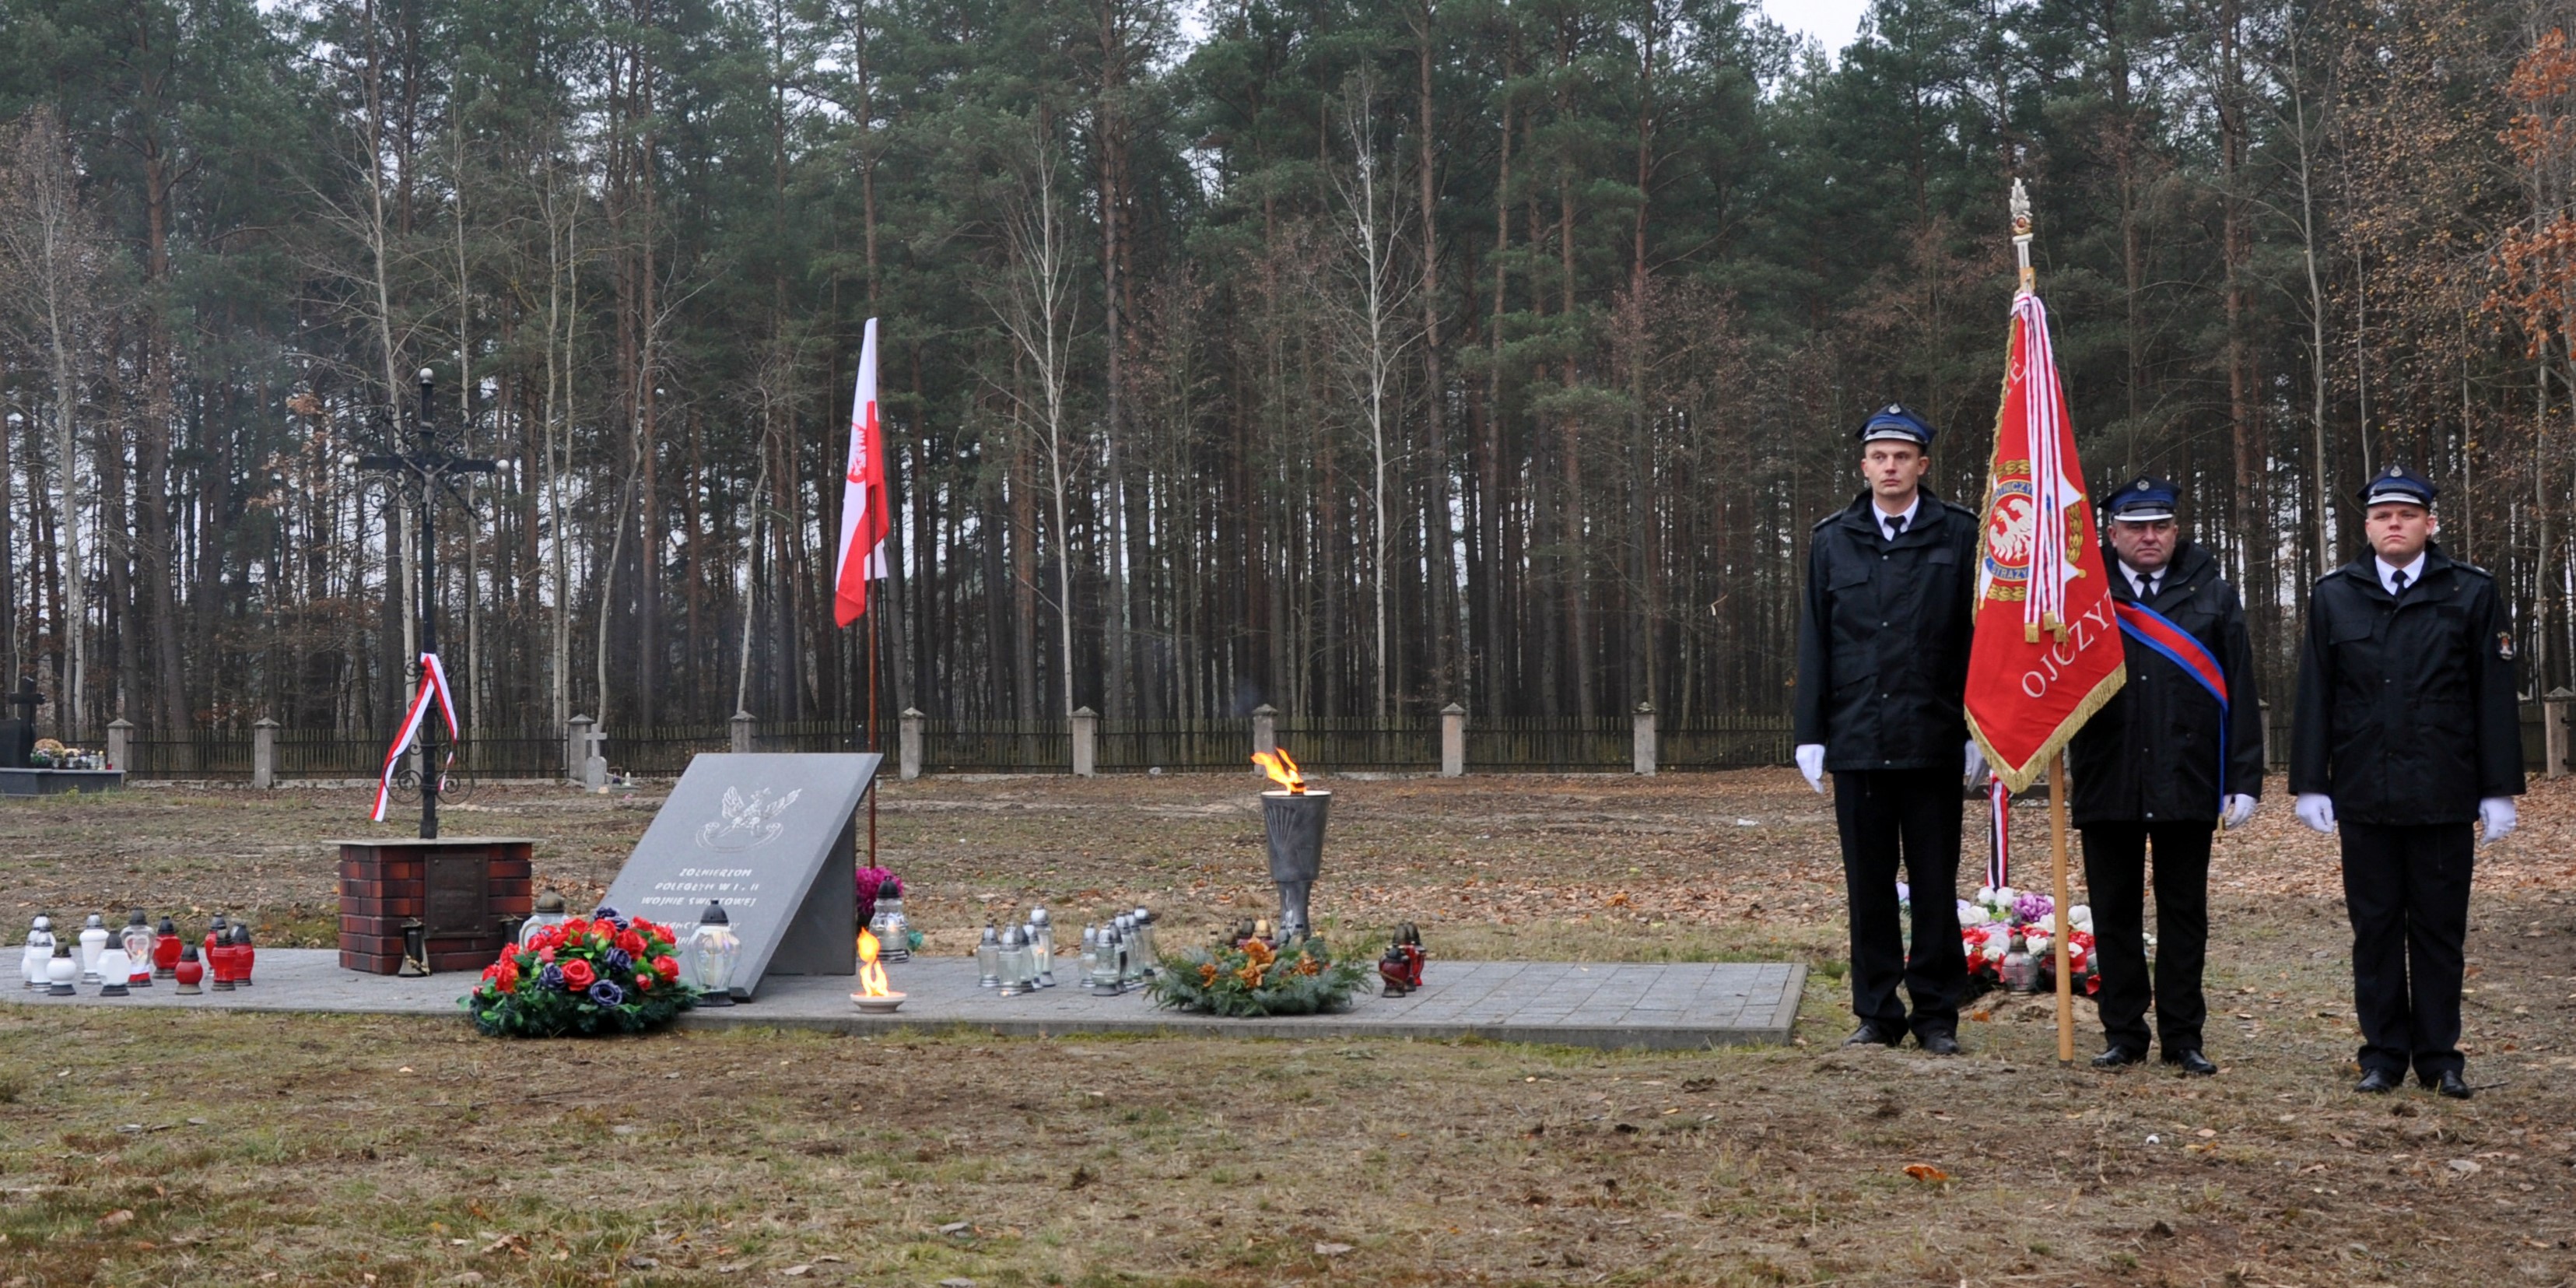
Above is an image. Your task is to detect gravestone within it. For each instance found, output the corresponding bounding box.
[600,752,881,998]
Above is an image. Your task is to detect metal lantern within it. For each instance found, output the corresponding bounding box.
[77,914,108,983]
[686,900,741,1005]
[121,911,156,989]
[20,914,53,991]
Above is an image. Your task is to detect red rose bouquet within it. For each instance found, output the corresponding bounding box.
[461,905,698,1037]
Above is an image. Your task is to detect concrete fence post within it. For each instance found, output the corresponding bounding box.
[730,710,756,754]
[106,718,132,772]
[2547,687,2573,780]
[899,707,924,781]
[1250,704,1277,771]
[2257,700,2273,767]
[566,715,594,783]
[1632,702,1657,776]
[1071,706,1098,777]
[1440,703,1467,777]
[253,718,280,789]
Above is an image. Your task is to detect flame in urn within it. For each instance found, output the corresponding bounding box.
[1252,746,1306,793]
[857,928,893,997]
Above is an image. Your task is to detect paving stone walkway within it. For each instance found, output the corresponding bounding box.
[9,949,1803,1051]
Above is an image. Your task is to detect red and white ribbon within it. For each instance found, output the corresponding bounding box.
[370,653,461,821]
[1985,772,2012,890]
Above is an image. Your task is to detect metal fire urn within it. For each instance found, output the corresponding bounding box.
[1260,789,1332,942]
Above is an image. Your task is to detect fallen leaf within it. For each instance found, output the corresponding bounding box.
[96,1210,134,1230]
[1315,1242,1355,1256]
[780,1265,811,1277]
[1902,1164,1949,1183]
[938,1221,973,1235]
[2448,1159,2481,1175]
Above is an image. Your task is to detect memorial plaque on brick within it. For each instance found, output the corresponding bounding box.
[425,855,489,937]
[600,752,881,998]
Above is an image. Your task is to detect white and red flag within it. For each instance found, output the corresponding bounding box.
[1964,289,2126,791]
[834,318,890,626]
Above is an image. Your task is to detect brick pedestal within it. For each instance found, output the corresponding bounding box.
[337,837,536,974]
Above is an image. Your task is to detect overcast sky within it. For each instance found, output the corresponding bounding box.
[1758,0,1873,51]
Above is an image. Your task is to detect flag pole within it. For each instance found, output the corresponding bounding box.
[2013,180,2077,1064]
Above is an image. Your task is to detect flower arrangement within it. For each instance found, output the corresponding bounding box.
[1954,886,2099,995]
[29,739,103,769]
[1148,935,1368,1018]
[461,904,697,1037]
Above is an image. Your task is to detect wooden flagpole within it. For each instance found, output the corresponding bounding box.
[2049,751,2073,1062]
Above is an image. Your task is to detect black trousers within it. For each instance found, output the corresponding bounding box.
[2079,822,2211,1054]
[2341,823,2475,1079]
[1833,767,1964,1037]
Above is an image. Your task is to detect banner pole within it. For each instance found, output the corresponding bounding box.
[2049,749,2074,1062]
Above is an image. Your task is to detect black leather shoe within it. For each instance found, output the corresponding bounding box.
[1917,1030,1961,1055]
[2354,1068,2402,1094]
[2429,1070,2473,1100]
[2091,1046,2148,1069]
[1844,1022,1904,1048]
[2164,1049,2218,1077]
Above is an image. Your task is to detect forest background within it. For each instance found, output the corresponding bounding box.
[2,0,2574,751]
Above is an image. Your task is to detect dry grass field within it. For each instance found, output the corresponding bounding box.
[3,769,2574,1286]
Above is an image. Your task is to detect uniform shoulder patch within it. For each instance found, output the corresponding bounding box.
[2497,631,2516,661]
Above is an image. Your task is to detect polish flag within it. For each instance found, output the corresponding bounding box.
[834,318,890,626]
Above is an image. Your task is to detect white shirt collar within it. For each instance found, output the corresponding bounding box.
[2116,559,2164,598]
[2375,551,2427,595]
[1873,493,1922,535]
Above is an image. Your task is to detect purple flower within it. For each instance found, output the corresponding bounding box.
[587,979,626,1007]
[591,905,622,923]
[538,964,567,991]
[2013,892,2054,925]
[604,948,634,975]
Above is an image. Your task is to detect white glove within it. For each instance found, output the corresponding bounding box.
[1963,741,1987,781]
[1796,744,1826,794]
[2221,794,2258,830]
[2479,796,2518,844]
[2294,793,2336,834]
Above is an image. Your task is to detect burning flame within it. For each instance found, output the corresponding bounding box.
[1252,746,1306,794]
[857,928,892,997]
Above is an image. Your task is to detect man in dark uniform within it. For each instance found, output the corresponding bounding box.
[1794,404,1987,1054]
[2070,477,2264,1076]
[2292,465,2522,1099]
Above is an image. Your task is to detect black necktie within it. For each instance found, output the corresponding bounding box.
[2390,570,2410,598]
[2139,574,2157,600]
[1884,514,1906,542]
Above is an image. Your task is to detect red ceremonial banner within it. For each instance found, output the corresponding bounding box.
[1964,290,2125,792]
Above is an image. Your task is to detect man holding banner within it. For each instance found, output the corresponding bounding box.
[2067,477,2263,1075]
[1793,403,1985,1055]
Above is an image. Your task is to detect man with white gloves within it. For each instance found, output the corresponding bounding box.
[2068,477,2266,1077]
[2291,465,2524,1100]
[1792,405,1982,1055]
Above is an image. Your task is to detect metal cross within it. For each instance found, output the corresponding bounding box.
[356,369,498,840]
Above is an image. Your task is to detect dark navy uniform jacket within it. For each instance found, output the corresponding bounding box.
[2067,541,2265,827]
[1793,489,1979,772]
[2290,545,2523,825]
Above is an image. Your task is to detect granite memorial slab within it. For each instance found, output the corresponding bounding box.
[600,752,881,998]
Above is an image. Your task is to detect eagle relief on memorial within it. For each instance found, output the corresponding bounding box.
[696,785,803,852]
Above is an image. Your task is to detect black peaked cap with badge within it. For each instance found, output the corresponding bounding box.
[2357,464,2436,509]
[1857,404,1936,447]
[2104,476,2179,523]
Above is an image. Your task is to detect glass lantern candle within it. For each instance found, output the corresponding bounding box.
[46,940,76,995]
[520,891,572,946]
[977,924,1001,988]
[21,914,53,991]
[121,912,156,989]
[1077,925,1098,990]
[997,927,1030,996]
[867,890,911,963]
[153,916,182,977]
[1029,908,1054,986]
[202,914,229,966]
[95,943,131,997]
[78,914,108,983]
[1130,907,1157,976]
[230,923,256,986]
[686,900,740,1005]
[173,944,204,994]
[209,935,237,991]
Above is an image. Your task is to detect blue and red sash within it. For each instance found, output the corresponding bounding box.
[2113,598,2230,812]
